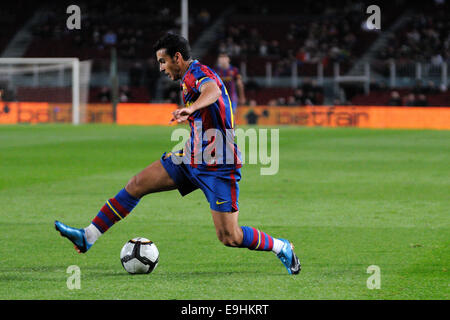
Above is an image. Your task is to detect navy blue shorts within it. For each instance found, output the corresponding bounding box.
[160,151,241,212]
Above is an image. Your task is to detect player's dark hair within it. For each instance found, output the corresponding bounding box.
[153,33,191,60]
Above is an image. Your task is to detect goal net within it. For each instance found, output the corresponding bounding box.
[0,58,92,124]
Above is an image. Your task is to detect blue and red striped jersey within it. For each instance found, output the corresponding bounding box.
[215,65,240,104]
[181,60,241,169]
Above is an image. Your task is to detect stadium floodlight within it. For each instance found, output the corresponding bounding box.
[0,57,91,124]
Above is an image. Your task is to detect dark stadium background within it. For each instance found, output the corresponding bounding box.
[0,0,448,109]
[0,0,449,302]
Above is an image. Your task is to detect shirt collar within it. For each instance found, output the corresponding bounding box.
[182,59,198,81]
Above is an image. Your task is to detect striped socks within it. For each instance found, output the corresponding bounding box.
[240,226,284,254]
[85,188,140,244]
[83,189,286,255]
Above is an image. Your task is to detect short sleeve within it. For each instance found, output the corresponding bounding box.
[192,66,216,91]
[196,76,214,91]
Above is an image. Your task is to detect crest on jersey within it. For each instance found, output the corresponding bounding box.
[182,82,188,95]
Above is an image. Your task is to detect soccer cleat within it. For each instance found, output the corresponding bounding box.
[54,220,92,253]
[276,239,301,275]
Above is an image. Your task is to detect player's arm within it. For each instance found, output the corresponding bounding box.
[171,81,221,123]
[236,74,246,105]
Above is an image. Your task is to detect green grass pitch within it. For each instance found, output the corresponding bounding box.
[0,124,448,299]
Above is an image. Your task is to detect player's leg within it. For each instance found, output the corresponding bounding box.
[55,159,177,253]
[206,169,281,251]
[211,209,281,252]
[125,159,178,198]
[205,166,301,274]
[210,210,242,247]
[210,209,301,275]
[86,159,178,239]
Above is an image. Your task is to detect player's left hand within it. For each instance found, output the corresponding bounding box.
[170,107,192,123]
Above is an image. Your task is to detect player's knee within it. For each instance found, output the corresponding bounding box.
[125,175,143,199]
[216,230,240,247]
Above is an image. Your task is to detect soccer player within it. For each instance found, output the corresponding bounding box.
[215,52,246,114]
[54,33,300,275]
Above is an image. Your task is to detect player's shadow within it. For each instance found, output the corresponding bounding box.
[77,267,285,278]
[89,270,286,278]
[169,271,283,276]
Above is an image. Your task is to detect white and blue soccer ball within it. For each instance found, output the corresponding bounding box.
[120,237,159,274]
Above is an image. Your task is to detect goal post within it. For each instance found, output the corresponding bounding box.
[0,57,91,124]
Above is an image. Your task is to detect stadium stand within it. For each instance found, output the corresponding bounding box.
[20,0,221,103]
[1,0,448,106]
[0,1,40,55]
[376,1,449,64]
[201,0,403,75]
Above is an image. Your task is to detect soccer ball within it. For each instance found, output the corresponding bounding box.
[120,237,159,274]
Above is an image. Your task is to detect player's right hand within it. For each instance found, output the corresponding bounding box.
[170,107,192,124]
